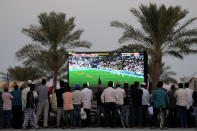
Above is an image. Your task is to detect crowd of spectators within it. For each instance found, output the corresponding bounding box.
[0,79,197,129]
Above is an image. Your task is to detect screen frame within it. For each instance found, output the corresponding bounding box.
[67,51,148,87]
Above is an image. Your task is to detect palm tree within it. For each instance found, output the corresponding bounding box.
[0,66,44,81]
[149,62,177,84]
[111,3,197,89]
[16,12,91,89]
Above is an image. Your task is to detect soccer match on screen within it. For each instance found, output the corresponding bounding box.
[69,52,145,87]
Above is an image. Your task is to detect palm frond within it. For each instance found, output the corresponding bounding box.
[173,38,197,48]
[22,25,49,46]
[62,29,83,44]
[110,21,130,29]
[163,50,183,59]
[16,44,43,64]
[130,7,153,37]
[111,21,153,48]
[161,77,178,84]
[162,71,176,77]
[67,41,92,49]
[161,65,171,73]
[114,44,144,52]
[173,17,197,36]
[118,26,153,45]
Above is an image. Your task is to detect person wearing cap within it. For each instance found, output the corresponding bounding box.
[140,82,150,127]
[101,81,117,128]
[55,80,66,128]
[81,83,93,127]
[22,80,34,127]
[22,84,39,129]
[22,80,32,111]
[115,82,127,128]
[95,84,104,127]
[72,84,83,128]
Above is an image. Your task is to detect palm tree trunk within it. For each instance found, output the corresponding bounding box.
[53,54,58,90]
[53,67,58,90]
[151,54,162,90]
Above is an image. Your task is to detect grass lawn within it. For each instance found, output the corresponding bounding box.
[69,70,144,88]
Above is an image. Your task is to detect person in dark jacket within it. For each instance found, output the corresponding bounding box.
[55,80,66,128]
[22,84,38,129]
[130,81,143,127]
[95,84,104,127]
[11,85,22,129]
[168,85,177,127]
[193,85,197,126]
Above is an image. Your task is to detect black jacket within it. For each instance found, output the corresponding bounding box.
[26,91,36,109]
[168,90,176,108]
[193,91,197,107]
[130,88,143,106]
[55,88,66,107]
[95,89,103,105]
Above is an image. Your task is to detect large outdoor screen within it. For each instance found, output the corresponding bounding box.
[68,52,147,88]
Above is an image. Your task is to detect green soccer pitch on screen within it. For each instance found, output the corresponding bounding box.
[68,52,147,88]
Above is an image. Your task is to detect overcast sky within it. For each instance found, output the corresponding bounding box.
[0,0,197,81]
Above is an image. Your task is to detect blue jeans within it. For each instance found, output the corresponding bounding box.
[177,105,187,127]
[1,110,11,128]
[117,105,127,127]
[97,105,104,127]
[73,104,81,127]
[23,108,38,128]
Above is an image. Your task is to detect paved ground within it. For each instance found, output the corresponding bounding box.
[2,128,196,131]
